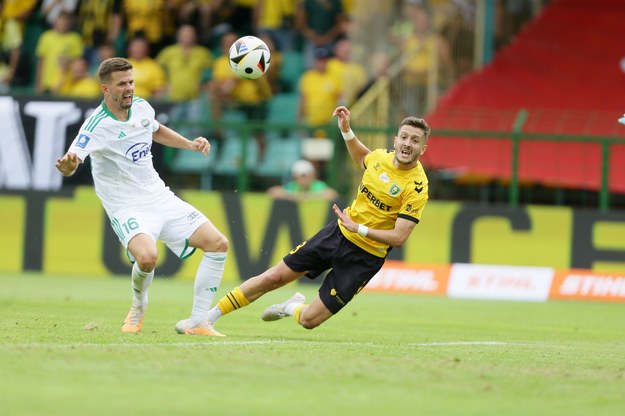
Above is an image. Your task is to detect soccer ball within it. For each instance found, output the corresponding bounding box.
[228,35,271,80]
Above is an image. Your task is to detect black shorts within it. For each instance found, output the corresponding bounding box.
[283,221,385,314]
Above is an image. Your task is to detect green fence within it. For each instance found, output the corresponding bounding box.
[168,110,623,211]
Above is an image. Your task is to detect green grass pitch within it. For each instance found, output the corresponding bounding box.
[1,273,624,416]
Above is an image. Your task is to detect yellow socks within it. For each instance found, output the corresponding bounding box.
[293,304,305,325]
[217,287,250,315]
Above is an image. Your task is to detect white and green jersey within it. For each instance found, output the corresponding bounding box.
[68,97,168,215]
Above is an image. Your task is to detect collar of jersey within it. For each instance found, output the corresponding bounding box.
[101,100,133,121]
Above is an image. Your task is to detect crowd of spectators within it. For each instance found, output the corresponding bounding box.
[0,0,535,118]
[0,0,535,190]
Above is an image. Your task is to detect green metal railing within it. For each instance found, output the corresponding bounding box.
[169,111,623,211]
[167,118,340,192]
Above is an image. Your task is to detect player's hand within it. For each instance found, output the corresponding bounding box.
[191,136,210,156]
[55,152,79,177]
[333,106,351,133]
[332,203,358,233]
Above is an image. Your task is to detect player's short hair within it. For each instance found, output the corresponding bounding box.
[400,117,431,142]
[98,57,133,83]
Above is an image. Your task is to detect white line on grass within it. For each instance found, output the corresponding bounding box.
[3,340,534,349]
[409,341,509,347]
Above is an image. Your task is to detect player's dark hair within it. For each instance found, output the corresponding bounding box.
[98,57,133,83]
[400,117,431,142]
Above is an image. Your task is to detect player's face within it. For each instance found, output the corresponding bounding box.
[105,70,134,110]
[393,124,427,168]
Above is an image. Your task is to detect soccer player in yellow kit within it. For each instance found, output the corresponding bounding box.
[206,105,430,332]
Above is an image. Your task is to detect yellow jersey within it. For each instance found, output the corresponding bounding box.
[60,76,102,99]
[2,0,38,18]
[339,149,429,257]
[326,57,367,105]
[299,69,341,125]
[157,44,213,102]
[122,0,165,44]
[127,58,166,99]
[35,30,84,91]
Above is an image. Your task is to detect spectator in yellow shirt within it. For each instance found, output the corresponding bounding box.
[35,11,84,94]
[298,47,341,132]
[120,0,167,55]
[126,36,166,99]
[157,24,212,103]
[254,0,296,51]
[327,37,367,106]
[55,56,101,99]
[0,0,38,88]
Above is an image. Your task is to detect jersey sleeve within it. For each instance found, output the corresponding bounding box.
[68,120,106,162]
[398,182,428,224]
[143,98,160,132]
[363,149,384,169]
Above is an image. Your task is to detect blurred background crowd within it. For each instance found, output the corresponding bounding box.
[0,0,534,109]
[1,0,558,199]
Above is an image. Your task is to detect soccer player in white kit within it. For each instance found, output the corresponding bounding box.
[55,57,227,336]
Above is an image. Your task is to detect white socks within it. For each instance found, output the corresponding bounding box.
[284,303,301,316]
[131,262,154,308]
[191,252,226,325]
[206,305,223,324]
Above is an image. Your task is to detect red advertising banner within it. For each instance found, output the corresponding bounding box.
[550,269,625,302]
[366,260,450,295]
[369,261,625,303]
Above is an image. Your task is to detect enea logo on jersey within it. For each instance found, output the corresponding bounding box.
[76,134,91,149]
[125,142,152,162]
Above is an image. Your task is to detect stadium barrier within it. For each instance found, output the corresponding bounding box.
[1,188,624,290]
[368,261,625,303]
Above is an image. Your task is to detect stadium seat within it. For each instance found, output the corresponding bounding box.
[221,109,248,137]
[267,93,299,123]
[265,92,300,139]
[212,135,259,176]
[279,51,304,92]
[169,141,219,190]
[254,136,301,180]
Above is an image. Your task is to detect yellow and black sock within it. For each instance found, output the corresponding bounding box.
[293,304,305,325]
[217,287,251,315]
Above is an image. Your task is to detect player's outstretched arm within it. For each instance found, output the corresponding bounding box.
[332,106,370,169]
[332,204,417,248]
[55,152,80,177]
[153,124,211,156]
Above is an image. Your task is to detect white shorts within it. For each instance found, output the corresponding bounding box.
[109,193,208,260]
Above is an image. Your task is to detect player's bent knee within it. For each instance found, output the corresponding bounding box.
[213,235,229,252]
[136,259,157,272]
[193,230,229,253]
[134,252,158,272]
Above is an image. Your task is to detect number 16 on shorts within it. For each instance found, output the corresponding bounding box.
[111,217,140,244]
